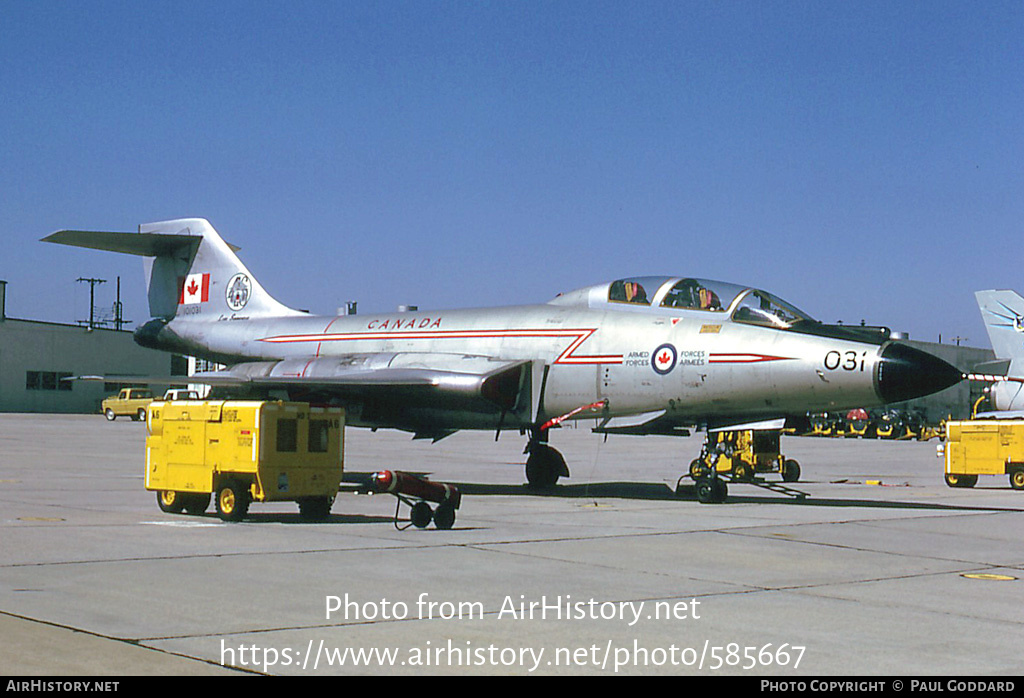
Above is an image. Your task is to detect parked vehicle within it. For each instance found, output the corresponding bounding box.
[101,388,154,421]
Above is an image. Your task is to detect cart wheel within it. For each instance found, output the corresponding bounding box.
[689,458,710,479]
[945,473,977,488]
[695,477,727,504]
[183,493,210,515]
[434,503,456,530]
[157,490,185,514]
[1010,471,1024,490]
[105,409,116,421]
[410,502,433,528]
[695,478,715,503]
[782,459,801,483]
[298,496,333,522]
[216,481,250,522]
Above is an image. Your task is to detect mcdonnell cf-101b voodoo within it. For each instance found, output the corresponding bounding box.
[44,218,962,492]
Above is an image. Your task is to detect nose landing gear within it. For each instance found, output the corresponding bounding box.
[525,440,569,488]
[522,400,607,488]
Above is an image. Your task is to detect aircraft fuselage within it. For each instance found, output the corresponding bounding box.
[155,301,902,430]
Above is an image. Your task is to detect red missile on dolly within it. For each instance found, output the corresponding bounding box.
[370,470,461,530]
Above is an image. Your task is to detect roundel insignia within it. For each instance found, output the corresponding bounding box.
[226,273,252,311]
[652,343,677,375]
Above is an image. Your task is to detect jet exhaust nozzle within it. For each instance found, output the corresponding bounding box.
[875,343,963,404]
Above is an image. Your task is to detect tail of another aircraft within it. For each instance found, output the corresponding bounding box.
[975,290,1024,413]
[44,218,303,321]
[975,290,1024,374]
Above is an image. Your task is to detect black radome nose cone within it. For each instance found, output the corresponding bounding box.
[875,343,963,403]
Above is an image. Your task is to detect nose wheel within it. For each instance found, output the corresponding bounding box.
[525,443,569,488]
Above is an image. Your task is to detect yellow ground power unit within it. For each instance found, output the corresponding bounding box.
[145,400,345,521]
[942,419,1024,490]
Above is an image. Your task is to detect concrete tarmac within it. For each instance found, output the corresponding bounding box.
[1,414,1022,676]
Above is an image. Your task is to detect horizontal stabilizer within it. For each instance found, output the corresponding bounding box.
[972,359,1011,376]
[42,230,202,258]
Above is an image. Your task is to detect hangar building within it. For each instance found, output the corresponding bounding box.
[0,282,179,414]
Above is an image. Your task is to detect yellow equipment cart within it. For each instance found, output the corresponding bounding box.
[942,419,1024,490]
[145,400,345,521]
[689,429,801,483]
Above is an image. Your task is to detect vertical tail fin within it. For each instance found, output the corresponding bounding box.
[975,289,1024,374]
[139,218,302,320]
[44,218,303,320]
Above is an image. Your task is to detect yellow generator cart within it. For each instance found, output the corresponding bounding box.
[145,400,345,521]
[943,419,1024,490]
[689,429,801,483]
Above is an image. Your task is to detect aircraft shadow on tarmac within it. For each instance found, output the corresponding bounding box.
[341,472,1024,514]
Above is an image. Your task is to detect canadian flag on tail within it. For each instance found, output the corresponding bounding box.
[179,273,210,304]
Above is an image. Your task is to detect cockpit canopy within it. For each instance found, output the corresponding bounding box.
[550,276,889,343]
[601,276,813,329]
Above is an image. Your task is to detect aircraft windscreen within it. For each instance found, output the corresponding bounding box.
[731,290,815,329]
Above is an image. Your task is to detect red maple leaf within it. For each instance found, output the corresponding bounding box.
[187,279,199,296]
[658,352,671,365]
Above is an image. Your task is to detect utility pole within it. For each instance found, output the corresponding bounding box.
[112,276,129,330]
[76,277,106,330]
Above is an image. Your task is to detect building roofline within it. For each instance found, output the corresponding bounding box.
[0,316,136,334]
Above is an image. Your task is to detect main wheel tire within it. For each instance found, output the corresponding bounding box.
[782,459,801,483]
[433,503,456,530]
[410,501,433,529]
[157,490,185,514]
[216,481,251,522]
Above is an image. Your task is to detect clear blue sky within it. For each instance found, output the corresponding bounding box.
[3,1,1021,347]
